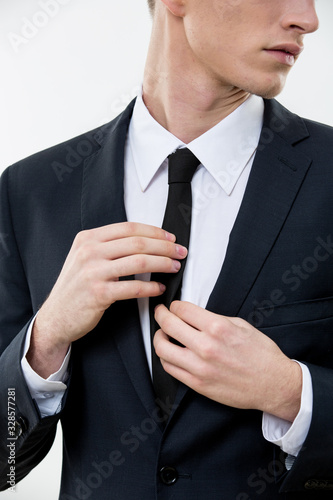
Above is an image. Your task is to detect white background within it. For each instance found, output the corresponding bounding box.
[0,0,332,498]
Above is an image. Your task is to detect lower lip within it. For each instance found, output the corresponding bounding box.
[265,50,295,67]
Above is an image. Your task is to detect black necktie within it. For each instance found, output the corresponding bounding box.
[150,148,200,408]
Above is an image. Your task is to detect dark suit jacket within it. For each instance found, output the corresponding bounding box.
[1,98,333,499]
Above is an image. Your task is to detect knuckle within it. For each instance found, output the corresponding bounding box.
[114,221,135,239]
[132,236,145,253]
[196,367,209,386]
[133,281,144,297]
[134,255,148,272]
[160,315,173,332]
[232,317,248,329]
[91,281,109,305]
[74,230,89,247]
[126,221,138,235]
[193,367,210,392]
[200,340,216,361]
[209,319,224,338]
[122,280,159,299]
[164,241,174,256]
[171,300,184,314]
[76,243,94,264]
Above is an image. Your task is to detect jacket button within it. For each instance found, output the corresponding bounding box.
[14,417,28,438]
[159,466,178,485]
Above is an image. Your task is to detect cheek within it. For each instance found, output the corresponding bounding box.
[184,15,238,71]
[182,3,285,97]
[183,4,252,71]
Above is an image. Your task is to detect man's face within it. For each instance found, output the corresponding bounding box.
[182,0,319,98]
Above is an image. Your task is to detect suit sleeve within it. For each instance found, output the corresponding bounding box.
[279,362,333,492]
[0,167,61,490]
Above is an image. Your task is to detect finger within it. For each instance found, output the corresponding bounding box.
[108,279,166,302]
[169,300,231,332]
[90,222,177,243]
[100,236,188,261]
[108,255,183,279]
[161,359,199,391]
[153,329,200,382]
[154,304,197,348]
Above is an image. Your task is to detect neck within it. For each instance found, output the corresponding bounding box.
[142,8,249,144]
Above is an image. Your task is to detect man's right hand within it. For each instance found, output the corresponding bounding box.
[27,222,187,378]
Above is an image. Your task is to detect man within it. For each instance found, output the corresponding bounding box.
[1,0,332,498]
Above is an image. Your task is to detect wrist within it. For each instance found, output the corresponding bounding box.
[262,359,302,423]
[26,314,70,379]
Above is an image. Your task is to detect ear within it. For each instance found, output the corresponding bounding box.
[159,0,186,18]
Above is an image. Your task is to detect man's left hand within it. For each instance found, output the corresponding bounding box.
[153,301,302,422]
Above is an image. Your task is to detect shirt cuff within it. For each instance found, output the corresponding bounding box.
[262,362,313,457]
[21,315,71,417]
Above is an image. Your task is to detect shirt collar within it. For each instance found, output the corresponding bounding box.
[128,92,264,195]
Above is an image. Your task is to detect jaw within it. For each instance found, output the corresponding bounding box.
[224,60,292,100]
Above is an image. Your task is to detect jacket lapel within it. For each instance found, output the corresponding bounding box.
[81,100,134,230]
[175,99,313,411]
[207,99,312,318]
[81,99,161,424]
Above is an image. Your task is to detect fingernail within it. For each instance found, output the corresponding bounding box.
[165,231,176,242]
[159,283,166,292]
[176,245,187,257]
[173,260,181,271]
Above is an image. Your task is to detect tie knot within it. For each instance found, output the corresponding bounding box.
[168,148,200,184]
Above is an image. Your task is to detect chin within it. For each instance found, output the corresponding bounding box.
[251,76,287,99]
[241,73,289,100]
[254,88,283,100]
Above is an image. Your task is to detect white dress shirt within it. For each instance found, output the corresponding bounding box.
[21,93,312,460]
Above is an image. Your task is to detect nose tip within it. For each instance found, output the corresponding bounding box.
[305,7,319,34]
[284,2,319,35]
